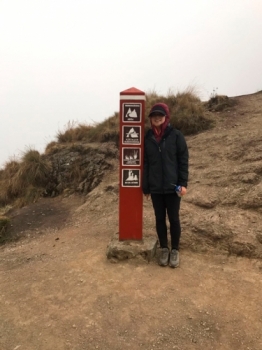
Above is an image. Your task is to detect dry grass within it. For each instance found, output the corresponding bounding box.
[0,159,20,206]
[0,182,9,207]
[55,88,213,145]
[145,87,214,135]
[171,89,214,134]
[56,114,120,145]
[0,87,216,211]
[45,141,59,155]
[206,94,237,111]
[15,148,51,187]
[56,121,94,143]
[0,215,10,243]
[56,113,119,147]
[0,159,20,179]
[15,185,45,208]
[0,148,51,207]
[87,112,119,143]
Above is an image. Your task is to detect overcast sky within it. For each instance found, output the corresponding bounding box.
[1,0,262,167]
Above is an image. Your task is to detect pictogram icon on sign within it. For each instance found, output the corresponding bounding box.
[123,103,141,122]
[122,148,140,166]
[122,169,140,187]
[123,126,141,144]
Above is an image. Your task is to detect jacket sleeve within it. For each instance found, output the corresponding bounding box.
[176,131,189,188]
[142,143,150,194]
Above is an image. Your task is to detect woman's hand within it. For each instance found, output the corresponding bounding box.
[144,194,150,200]
[181,186,187,196]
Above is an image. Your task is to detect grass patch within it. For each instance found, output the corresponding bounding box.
[15,185,44,208]
[56,114,120,144]
[0,148,51,207]
[57,121,94,143]
[55,88,213,144]
[170,89,214,135]
[206,94,237,111]
[0,87,216,210]
[145,87,214,135]
[13,148,51,189]
[0,215,10,243]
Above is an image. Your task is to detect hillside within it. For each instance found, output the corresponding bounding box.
[0,91,262,350]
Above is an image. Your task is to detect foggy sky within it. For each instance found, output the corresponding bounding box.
[1,0,262,167]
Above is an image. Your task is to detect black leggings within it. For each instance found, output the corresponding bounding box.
[151,193,181,250]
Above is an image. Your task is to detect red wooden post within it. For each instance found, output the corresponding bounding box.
[119,87,145,240]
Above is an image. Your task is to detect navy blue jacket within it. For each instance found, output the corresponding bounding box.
[142,125,189,194]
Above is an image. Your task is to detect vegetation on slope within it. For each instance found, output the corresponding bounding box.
[0,88,219,211]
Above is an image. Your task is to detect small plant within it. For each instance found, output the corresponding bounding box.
[205,87,237,111]
[210,87,218,99]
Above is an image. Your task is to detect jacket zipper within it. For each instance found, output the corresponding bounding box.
[160,139,165,193]
[149,135,165,193]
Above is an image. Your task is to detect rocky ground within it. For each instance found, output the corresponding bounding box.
[0,92,262,350]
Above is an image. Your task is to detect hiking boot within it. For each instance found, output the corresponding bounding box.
[169,249,179,268]
[159,248,169,266]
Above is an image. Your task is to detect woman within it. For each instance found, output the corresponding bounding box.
[142,103,189,267]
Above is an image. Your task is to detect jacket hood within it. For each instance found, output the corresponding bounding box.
[148,103,170,120]
[148,103,170,142]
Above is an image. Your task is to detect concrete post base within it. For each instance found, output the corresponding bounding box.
[106,232,158,262]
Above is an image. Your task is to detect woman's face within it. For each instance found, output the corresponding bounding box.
[150,114,166,128]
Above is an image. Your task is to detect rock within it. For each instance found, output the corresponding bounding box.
[184,186,220,209]
[44,143,118,197]
[239,173,260,184]
[240,183,262,209]
[256,232,262,244]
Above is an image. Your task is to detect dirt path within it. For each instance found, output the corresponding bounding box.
[1,92,262,349]
[1,195,262,350]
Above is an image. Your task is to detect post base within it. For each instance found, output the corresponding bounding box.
[106,232,157,262]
